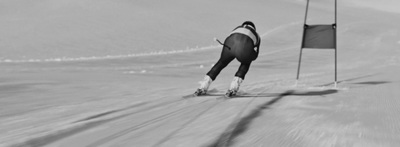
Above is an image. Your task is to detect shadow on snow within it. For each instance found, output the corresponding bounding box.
[208,89,338,147]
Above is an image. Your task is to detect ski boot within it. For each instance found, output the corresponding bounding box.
[225,90,236,97]
[193,75,213,96]
[225,76,243,98]
[194,88,207,96]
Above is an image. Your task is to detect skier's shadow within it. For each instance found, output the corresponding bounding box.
[317,73,391,87]
[229,89,338,98]
[205,88,338,98]
[208,74,393,146]
[208,89,338,147]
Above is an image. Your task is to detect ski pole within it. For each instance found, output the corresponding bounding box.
[214,38,231,50]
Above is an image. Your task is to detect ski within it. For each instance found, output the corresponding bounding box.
[182,93,224,99]
[183,91,246,99]
[184,88,254,99]
[182,93,202,99]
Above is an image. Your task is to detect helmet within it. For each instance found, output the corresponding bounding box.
[242,21,256,30]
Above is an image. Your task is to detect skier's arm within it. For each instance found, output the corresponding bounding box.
[254,44,259,60]
[256,43,260,55]
[253,35,261,61]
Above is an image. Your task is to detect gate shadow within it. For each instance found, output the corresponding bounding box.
[208,89,338,147]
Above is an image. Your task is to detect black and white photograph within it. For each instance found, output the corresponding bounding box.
[1,0,400,146]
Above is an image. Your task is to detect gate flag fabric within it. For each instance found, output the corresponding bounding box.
[302,24,336,49]
[296,0,338,86]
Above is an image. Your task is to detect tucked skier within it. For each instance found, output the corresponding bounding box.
[194,21,261,97]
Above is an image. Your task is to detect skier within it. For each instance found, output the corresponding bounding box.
[194,21,261,97]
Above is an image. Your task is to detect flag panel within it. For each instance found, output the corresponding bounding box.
[302,24,336,49]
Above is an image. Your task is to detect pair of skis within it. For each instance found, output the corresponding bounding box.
[182,90,238,99]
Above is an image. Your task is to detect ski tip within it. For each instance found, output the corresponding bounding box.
[182,94,198,99]
[215,94,233,100]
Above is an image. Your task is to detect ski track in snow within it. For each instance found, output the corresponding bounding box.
[85,99,217,147]
[9,97,194,147]
[0,45,220,63]
[0,21,301,64]
[14,81,281,147]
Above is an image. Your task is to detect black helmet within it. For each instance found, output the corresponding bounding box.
[242,21,256,30]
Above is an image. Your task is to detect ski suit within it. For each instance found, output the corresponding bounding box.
[206,24,261,80]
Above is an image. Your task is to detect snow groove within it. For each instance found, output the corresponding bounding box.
[208,89,294,147]
[152,98,224,147]
[86,99,216,147]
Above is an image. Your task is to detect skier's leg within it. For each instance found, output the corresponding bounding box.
[227,62,251,96]
[195,47,234,95]
[234,62,251,80]
[206,47,235,81]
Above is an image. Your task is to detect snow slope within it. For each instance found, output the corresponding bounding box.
[0,0,400,146]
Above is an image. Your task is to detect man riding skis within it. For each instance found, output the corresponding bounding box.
[195,21,261,97]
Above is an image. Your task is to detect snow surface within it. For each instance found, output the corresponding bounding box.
[1,0,400,146]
